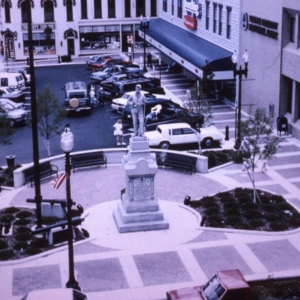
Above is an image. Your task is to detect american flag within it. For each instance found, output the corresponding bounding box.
[50,173,67,189]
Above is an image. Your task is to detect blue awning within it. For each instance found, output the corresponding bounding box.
[141,19,233,77]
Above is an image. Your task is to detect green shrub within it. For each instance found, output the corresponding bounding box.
[242,202,259,210]
[269,221,289,231]
[16,210,32,219]
[188,200,202,208]
[225,215,242,225]
[2,207,19,214]
[204,207,219,215]
[0,239,8,249]
[16,226,31,234]
[223,208,240,216]
[26,246,42,255]
[289,217,300,227]
[0,249,14,260]
[235,222,252,230]
[223,202,237,210]
[243,210,262,219]
[249,219,264,228]
[277,202,293,211]
[30,238,49,248]
[0,214,14,222]
[14,232,32,241]
[201,200,219,209]
[13,241,28,250]
[14,218,31,226]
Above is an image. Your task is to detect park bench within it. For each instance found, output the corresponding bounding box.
[23,161,58,187]
[70,151,107,172]
[157,152,197,175]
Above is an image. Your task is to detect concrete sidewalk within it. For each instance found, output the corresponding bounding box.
[1,135,300,299]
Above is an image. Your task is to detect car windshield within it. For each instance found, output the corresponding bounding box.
[6,87,14,93]
[202,276,226,300]
[1,103,15,111]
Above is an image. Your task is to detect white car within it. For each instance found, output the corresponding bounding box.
[0,100,28,127]
[90,65,127,81]
[144,122,224,149]
[0,98,26,110]
[111,91,171,113]
[0,87,25,102]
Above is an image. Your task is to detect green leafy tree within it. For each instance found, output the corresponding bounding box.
[240,107,281,202]
[0,115,15,144]
[184,61,215,127]
[36,85,66,156]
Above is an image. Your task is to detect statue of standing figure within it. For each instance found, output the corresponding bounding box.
[127,84,146,136]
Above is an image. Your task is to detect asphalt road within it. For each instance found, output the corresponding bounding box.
[1,64,123,166]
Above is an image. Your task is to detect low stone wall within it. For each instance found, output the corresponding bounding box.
[13,148,208,188]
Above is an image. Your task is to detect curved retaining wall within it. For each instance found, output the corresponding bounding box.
[13,148,208,189]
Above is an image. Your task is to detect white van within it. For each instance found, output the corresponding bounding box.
[0,72,26,91]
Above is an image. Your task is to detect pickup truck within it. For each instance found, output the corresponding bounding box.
[144,122,224,149]
[166,269,253,300]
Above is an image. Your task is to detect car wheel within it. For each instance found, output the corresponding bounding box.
[202,137,213,148]
[159,142,170,149]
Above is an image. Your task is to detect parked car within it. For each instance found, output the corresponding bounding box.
[101,77,165,100]
[0,87,25,102]
[21,288,87,300]
[62,81,91,113]
[123,98,203,131]
[166,269,253,300]
[102,73,129,83]
[0,72,26,91]
[144,122,223,149]
[85,54,111,67]
[89,54,131,71]
[111,90,162,113]
[0,100,28,127]
[90,65,127,81]
[0,98,26,110]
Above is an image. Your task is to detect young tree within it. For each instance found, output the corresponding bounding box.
[184,61,215,127]
[0,115,15,144]
[36,85,66,156]
[240,107,281,202]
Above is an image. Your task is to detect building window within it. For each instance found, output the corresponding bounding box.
[136,0,145,17]
[177,0,182,19]
[108,0,116,18]
[94,0,102,19]
[124,0,130,17]
[21,1,29,23]
[150,0,157,17]
[171,0,174,15]
[226,6,232,39]
[290,17,295,43]
[205,1,210,30]
[44,0,54,22]
[4,0,11,23]
[23,32,56,55]
[81,0,88,19]
[66,0,73,21]
[163,0,167,12]
[213,3,217,33]
[218,4,223,35]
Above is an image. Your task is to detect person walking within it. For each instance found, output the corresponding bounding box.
[113,119,126,146]
[89,86,96,108]
[260,149,270,172]
[127,84,146,136]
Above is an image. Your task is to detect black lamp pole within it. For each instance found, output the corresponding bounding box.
[27,0,43,228]
[61,127,80,291]
[140,15,149,73]
[232,50,249,150]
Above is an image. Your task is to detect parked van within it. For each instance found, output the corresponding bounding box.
[0,72,26,91]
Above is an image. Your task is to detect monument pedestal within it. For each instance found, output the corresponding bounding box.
[113,136,169,233]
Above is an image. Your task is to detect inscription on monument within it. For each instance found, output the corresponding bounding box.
[131,177,153,201]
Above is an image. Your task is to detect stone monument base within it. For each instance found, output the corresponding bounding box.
[113,202,169,233]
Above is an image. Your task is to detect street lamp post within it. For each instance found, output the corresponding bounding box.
[140,15,149,73]
[60,127,80,291]
[231,50,249,150]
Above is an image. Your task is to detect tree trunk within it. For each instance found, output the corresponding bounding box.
[43,139,51,157]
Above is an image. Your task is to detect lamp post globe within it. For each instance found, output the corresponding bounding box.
[61,126,80,291]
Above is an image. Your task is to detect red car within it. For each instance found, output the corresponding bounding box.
[166,269,253,300]
[89,55,132,71]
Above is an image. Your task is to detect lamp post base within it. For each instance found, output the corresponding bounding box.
[66,279,81,291]
[234,139,241,150]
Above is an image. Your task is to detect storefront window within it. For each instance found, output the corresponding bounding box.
[79,25,120,50]
[23,32,56,55]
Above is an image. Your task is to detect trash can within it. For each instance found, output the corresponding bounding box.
[277,115,288,136]
[6,155,16,168]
